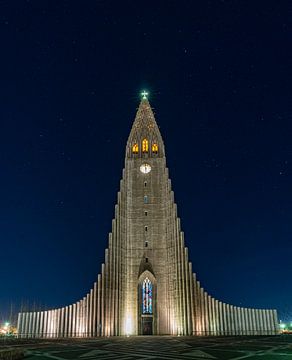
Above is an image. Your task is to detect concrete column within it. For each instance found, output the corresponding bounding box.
[189,262,196,335]
[72,303,76,337]
[200,287,205,335]
[35,312,40,338]
[68,305,72,337]
[87,293,90,337]
[22,313,26,338]
[186,259,193,335]
[31,312,35,338]
[226,304,231,335]
[204,292,209,335]
[207,295,213,335]
[194,279,201,335]
[52,310,56,338]
[257,309,263,335]
[250,309,256,335]
[77,301,81,337]
[238,307,243,335]
[272,309,279,334]
[101,263,105,336]
[17,313,21,338]
[215,300,219,335]
[234,307,239,335]
[46,311,51,338]
[211,298,216,335]
[42,311,47,338]
[28,312,33,338]
[89,289,93,337]
[96,278,100,336]
[222,305,226,335]
[18,313,23,338]
[239,307,246,335]
[228,305,233,335]
[94,280,98,336]
[59,308,64,337]
[263,309,268,335]
[243,308,248,335]
[218,302,223,335]
[64,306,68,338]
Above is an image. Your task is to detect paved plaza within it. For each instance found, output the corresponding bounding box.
[2,335,292,360]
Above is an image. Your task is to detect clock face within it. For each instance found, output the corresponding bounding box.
[140,163,151,174]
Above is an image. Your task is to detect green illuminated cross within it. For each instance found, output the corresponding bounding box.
[141,90,149,99]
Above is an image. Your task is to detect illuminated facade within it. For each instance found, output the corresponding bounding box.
[17,96,279,337]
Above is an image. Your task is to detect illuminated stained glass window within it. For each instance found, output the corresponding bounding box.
[152,143,158,154]
[142,139,149,152]
[142,277,153,314]
[132,143,139,154]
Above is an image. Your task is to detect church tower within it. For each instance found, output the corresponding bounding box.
[17,93,279,337]
[121,93,188,335]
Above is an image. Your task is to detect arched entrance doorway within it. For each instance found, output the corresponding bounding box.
[138,270,156,335]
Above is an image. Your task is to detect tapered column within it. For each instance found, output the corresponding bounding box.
[97,277,101,336]
[32,312,36,338]
[220,303,224,335]
[101,263,105,336]
[222,303,227,335]
[89,289,93,337]
[72,303,76,337]
[63,306,68,337]
[226,304,231,335]
[189,263,195,335]
[204,292,209,335]
[229,305,234,335]
[259,309,264,335]
[36,312,40,337]
[207,295,212,335]
[18,313,23,338]
[68,305,72,337]
[42,311,47,338]
[200,287,205,335]
[17,313,21,338]
[94,280,99,336]
[263,309,268,335]
[272,309,279,334]
[211,297,215,335]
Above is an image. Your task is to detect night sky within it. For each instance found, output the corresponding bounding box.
[1,1,291,322]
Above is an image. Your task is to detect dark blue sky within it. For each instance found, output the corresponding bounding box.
[0,1,291,322]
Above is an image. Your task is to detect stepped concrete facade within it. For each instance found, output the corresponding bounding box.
[17,97,279,337]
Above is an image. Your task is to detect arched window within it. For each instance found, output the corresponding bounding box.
[142,139,148,153]
[132,143,139,154]
[152,143,158,154]
[142,277,153,314]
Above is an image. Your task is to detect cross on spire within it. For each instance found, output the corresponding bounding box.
[141,90,149,100]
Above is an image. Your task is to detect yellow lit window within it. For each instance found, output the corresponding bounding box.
[132,143,139,154]
[152,143,158,154]
[142,139,148,152]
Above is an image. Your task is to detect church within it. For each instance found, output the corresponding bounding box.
[17,94,278,337]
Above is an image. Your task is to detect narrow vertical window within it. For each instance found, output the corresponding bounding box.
[132,143,139,154]
[145,226,148,232]
[145,241,148,247]
[144,181,147,187]
[144,195,148,204]
[142,139,149,153]
[142,277,152,314]
[144,211,148,216]
[152,143,158,154]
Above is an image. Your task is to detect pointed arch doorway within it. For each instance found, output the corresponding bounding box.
[138,270,156,335]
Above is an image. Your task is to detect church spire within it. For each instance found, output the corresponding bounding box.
[126,91,165,158]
